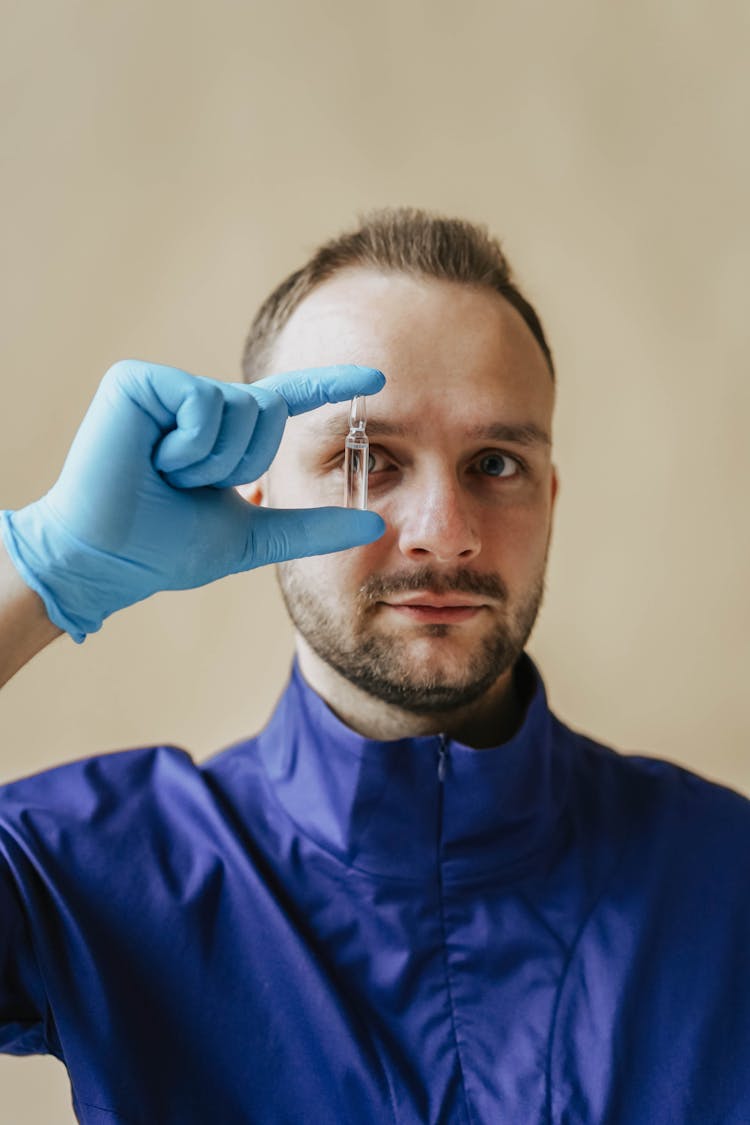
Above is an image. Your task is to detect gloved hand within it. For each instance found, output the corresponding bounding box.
[0,360,386,642]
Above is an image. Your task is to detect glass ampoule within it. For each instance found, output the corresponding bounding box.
[344,395,369,509]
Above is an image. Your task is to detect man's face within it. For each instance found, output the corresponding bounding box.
[249,267,558,717]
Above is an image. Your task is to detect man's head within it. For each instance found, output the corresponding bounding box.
[239,208,558,737]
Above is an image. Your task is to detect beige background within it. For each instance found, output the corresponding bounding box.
[1,1,748,1120]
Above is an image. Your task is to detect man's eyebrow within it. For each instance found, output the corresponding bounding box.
[463,422,551,447]
[316,415,551,447]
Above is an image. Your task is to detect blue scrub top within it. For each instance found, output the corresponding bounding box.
[1,653,749,1124]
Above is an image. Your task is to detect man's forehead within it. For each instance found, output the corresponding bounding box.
[270,267,547,372]
[281,268,432,322]
[271,270,407,348]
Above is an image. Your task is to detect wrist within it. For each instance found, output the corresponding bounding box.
[0,525,63,686]
[0,506,102,643]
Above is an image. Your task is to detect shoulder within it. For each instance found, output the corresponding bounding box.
[0,745,256,912]
[577,723,748,817]
[0,743,196,800]
[556,717,750,878]
[0,745,202,844]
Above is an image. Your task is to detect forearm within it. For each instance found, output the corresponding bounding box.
[0,536,62,689]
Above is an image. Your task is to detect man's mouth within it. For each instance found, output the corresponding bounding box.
[381,592,487,624]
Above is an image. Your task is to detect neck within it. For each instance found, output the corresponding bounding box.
[295,636,523,749]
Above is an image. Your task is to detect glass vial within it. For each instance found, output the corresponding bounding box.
[344,395,369,509]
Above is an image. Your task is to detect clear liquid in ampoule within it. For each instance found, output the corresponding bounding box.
[344,395,369,509]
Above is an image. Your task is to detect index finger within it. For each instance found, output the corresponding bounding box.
[252,365,386,416]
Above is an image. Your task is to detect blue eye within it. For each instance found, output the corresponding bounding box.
[479,453,518,478]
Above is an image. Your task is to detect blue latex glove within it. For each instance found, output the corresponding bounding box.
[0,360,386,642]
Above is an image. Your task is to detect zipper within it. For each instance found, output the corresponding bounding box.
[434,734,473,1124]
[437,733,448,782]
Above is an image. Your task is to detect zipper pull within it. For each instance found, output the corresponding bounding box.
[437,734,447,782]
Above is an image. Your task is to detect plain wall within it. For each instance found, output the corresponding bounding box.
[1,1,748,1120]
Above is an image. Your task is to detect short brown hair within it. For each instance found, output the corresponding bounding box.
[241,206,555,382]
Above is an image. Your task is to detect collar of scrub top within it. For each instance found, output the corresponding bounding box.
[256,651,572,886]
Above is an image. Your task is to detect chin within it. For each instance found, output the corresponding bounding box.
[384,633,481,675]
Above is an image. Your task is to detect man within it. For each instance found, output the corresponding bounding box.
[1,207,749,1124]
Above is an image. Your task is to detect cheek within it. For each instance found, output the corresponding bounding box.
[487,509,551,574]
[320,472,349,506]
[270,459,347,508]
[286,537,387,594]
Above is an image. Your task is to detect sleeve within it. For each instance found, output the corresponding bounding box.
[0,744,197,1063]
[0,857,49,1055]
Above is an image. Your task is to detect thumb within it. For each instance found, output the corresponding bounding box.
[239,506,386,570]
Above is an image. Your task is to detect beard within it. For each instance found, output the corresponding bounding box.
[275,558,547,715]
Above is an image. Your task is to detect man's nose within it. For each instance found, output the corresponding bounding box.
[395,470,481,564]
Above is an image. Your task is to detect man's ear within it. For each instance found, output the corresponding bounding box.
[550,465,559,507]
[235,478,266,506]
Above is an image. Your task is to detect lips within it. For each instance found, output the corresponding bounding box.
[384,592,487,609]
[381,593,486,625]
